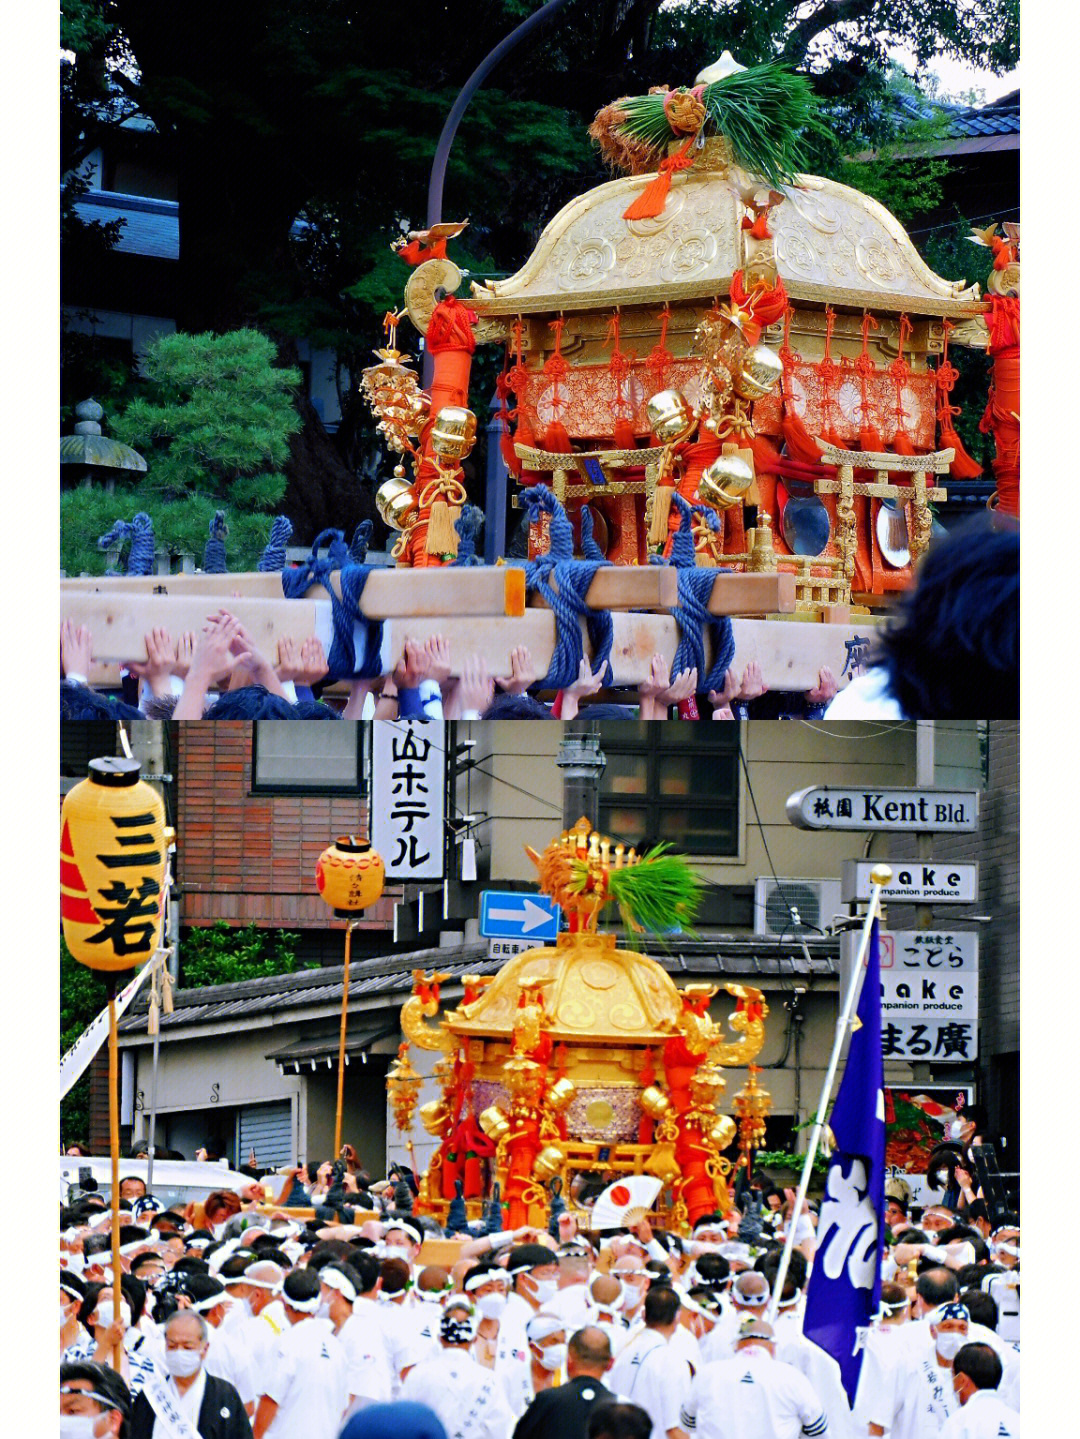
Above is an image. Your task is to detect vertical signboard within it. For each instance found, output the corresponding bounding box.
[371,721,446,881]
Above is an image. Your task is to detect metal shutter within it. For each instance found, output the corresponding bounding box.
[237,1101,293,1170]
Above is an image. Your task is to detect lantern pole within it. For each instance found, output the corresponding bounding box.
[334,920,359,1159]
[106,974,124,1372]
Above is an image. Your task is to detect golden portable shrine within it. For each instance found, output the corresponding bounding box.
[386,819,773,1233]
[371,52,1019,614]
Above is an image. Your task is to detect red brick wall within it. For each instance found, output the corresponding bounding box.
[177,725,398,931]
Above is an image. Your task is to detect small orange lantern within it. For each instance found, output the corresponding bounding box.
[61,758,167,972]
[316,836,385,916]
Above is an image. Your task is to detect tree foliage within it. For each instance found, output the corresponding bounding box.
[179,923,306,988]
[62,330,302,574]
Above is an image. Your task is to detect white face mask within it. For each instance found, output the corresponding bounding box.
[59,1417,102,1439]
[316,1301,331,1320]
[536,1343,566,1372]
[947,1120,966,1140]
[934,1330,967,1362]
[529,1277,559,1305]
[165,1348,204,1378]
[475,1291,508,1321]
[95,1302,131,1331]
[61,1304,74,1328]
[383,1245,412,1263]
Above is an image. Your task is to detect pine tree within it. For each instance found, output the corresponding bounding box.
[61,329,302,575]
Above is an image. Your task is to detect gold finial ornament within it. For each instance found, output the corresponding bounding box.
[698,453,754,510]
[870,864,894,887]
[694,50,747,86]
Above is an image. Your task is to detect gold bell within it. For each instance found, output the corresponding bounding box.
[418,1100,449,1136]
[376,476,418,531]
[733,344,784,401]
[406,391,431,436]
[697,453,754,510]
[645,1143,680,1185]
[533,1145,566,1182]
[709,1115,737,1150]
[547,1077,577,1111]
[430,406,478,461]
[645,389,697,445]
[640,1085,671,1119]
[478,1105,510,1142]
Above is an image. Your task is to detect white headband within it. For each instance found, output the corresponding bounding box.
[61,1282,84,1301]
[191,1293,228,1314]
[321,1269,358,1304]
[526,1313,566,1343]
[283,1293,322,1314]
[386,1222,423,1247]
[120,1239,152,1257]
[464,1270,508,1293]
[240,1271,283,1291]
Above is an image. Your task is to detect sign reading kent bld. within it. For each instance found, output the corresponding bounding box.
[786,786,979,832]
[480,890,561,941]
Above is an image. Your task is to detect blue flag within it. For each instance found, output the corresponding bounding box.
[802,918,885,1402]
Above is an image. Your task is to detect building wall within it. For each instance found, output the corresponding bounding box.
[177,725,397,933]
[470,720,983,897]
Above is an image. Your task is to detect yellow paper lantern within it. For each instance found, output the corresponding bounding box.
[316,836,386,916]
[61,758,167,972]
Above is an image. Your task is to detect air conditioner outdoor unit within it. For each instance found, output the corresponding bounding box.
[753,877,844,938]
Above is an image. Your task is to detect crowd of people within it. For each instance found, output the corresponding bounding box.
[59,1148,1020,1438]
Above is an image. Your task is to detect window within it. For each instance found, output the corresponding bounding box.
[252,723,366,793]
[597,724,739,856]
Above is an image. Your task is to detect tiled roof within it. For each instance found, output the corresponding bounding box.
[894,90,1019,141]
[117,932,839,1035]
[72,189,179,261]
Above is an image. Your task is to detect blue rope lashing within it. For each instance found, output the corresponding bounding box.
[127,513,156,575]
[279,535,383,679]
[349,520,372,565]
[521,486,613,689]
[202,510,229,573]
[666,495,735,692]
[579,505,606,562]
[97,519,134,575]
[452,505,485,566]
[311,528,350,570]
[257,516,293,572]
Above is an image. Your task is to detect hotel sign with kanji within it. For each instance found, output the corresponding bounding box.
[786,786,979,832]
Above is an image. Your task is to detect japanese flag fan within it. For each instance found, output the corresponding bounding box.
[591,1176,663,1231]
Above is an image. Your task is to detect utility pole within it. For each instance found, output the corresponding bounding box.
[556,724,606,830]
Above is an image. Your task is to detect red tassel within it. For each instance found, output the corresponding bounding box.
[888,427,915,480]
[543,418,573,453]
[782,413,825,467]
[501,428,521,477]
[746,432,782,471]
[940,419,983,479]
[622,140,695,221]
[613,417,637,450]
[859,425,885,454]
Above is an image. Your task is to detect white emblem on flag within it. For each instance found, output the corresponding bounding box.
[816,1157,878,1290]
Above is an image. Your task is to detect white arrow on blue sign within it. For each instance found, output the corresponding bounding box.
[480,890,561,940]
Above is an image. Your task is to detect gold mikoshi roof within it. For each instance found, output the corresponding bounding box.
[447,932,684,1045]
[469,153,983,319]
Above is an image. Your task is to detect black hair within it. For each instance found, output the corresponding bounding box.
[117,1226,150,1248]
[219,1254,259,1281]
[587,1401,653,1439]
[876,514,1019,719]
[895,1228,930,1245]
[60,1361,132,1435]
[171,1256,211,1276]
[201,685,295,719]
[84,1233,113,1258]
[481,693,553,719]
[129,1253,164,1278]
[957,1263,1001,1291]
[644,1259,673,1286]
[78,1276,144,1330]
[885,1195,910,1214]
[953,1342,1003,1391]
[61,684,145,722]
[756,1247,807,1291]
[307,1240,357,1270]
[693,1253,730,1286]
[60,1269,87,1300]
[322,1260,364,1300]
[938,1227,989,1264]
[282,1268,321,1306]
[569,1327,613,1366]
[348,1248,381,1295]
[917,1268,959,1306]
[959,1289,998,1331]
[181,1273,226,1306]
[292,700,342,720]
[643,1286,680,1327]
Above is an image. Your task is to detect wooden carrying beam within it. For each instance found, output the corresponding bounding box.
[60,566,527,619]
[63,589,875,690]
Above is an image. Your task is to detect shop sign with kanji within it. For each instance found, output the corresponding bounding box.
[371,720,446,881]
[786,786,979,832]
[879,930,979,1062]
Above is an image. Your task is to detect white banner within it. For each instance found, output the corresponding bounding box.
[880,930,979,1063]
[841,860,978,905]
[59,951,163,1099]
[371,721,445,880]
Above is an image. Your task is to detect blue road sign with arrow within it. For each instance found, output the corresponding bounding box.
[480,890,561,941]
